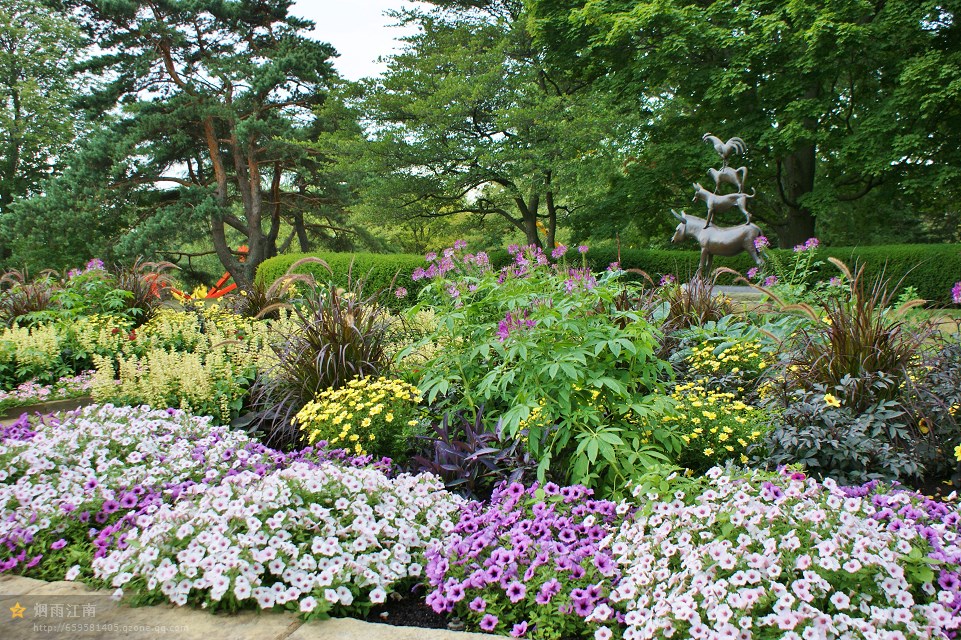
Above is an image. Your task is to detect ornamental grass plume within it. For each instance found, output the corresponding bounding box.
[771,258,930,412]
[248,257,395,449]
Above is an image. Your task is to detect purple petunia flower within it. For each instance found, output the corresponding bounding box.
[511,621,529,637]
[469,596,487,612]
[506,581,527,603]
[102,500,120,514]
[50,539,67,550]
[480,614,499,632]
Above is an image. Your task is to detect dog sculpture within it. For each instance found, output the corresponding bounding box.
[693,182,754,228]
[671,210,764,276]
[702,134,746,166]
[708,166,747,193]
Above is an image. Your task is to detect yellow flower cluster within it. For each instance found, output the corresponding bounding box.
[91,347,252,424]
[0,324,62,370]
[656,380,770,472]
[294,377,423,459]
[68,314,131,357]
[88,309,286,423]
[686,339,772,379]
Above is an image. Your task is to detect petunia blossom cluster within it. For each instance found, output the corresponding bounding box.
[609,468,961,640]
[0,404,389,581]
[0,371,93,411]
[425,481,628,639]
[95,462,464,615]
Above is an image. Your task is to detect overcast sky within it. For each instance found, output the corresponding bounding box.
[290,1,423,81]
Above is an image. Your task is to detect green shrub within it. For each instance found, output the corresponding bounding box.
[255,252,426,310]
[257,244,961,307]
[577,244,961,303]
[405,243,675,497]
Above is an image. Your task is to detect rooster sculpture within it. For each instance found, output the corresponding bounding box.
[702,134,746,166]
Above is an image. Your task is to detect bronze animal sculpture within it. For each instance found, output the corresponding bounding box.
[693,182,754,228]
[671,210,764,276]
[708,166,747,193]
[702,134,746,166]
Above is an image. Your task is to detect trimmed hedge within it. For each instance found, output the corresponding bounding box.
[501,245,959,304]
[257,244,961,306]
[254,252,427,310]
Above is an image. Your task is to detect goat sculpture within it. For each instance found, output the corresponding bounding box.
[708,166,747,193]
[702,134,746,166]
[693,182,754,228]
[671,210,763,276]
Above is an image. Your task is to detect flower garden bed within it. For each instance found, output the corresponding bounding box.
[3,406,961,639]
[2,244,961,638]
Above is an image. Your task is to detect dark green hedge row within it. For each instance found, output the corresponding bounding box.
[493,245,960,303]
[257,244,961,306]
[254,252,427,310]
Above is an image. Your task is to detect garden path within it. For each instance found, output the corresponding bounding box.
[0,575,497,640]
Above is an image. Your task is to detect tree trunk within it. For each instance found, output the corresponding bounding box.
[516,192,542,248]
[775,144,817,248]
[775,84,820,248]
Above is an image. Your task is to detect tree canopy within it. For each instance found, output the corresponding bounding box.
[0,0,82,216]
[7,0,347,284]
[528,0,961,247]
[338,0,624,249]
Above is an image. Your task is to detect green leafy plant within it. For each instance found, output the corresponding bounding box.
[761,381,920,484]
[405,244,674,496]
[901,334,961,490]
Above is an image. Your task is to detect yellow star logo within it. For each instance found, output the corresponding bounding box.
[9,602,25,619]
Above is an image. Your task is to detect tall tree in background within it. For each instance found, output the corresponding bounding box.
[0,0,81,216]
[344,0,621,249]
[528,0,961,247]
[23,0,342,287]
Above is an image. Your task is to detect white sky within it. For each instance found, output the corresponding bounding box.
[290,1,424,80]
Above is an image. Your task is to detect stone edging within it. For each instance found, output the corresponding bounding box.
[0,397,96,424]
[0,575,500,640]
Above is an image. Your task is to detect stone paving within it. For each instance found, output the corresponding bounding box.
[0,575,497,640]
